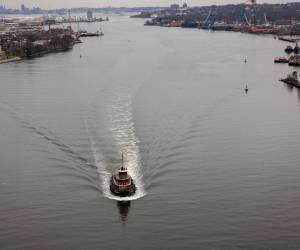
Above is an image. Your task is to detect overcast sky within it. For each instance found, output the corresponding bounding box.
[0,0,294,8]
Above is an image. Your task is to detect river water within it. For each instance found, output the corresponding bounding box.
[1,15,300,249]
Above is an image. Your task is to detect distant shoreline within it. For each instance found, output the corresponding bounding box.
[0,7,167,15]
[1,2,300,15]
[0,57,22,64]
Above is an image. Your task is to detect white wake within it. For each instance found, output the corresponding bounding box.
[86,94,146,201]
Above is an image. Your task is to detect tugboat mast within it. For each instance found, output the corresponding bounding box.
[121,152,125,170]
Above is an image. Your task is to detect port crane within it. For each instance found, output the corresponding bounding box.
[238,9,251,26]
[263,12,270,26]
[236,0,257,26]
[202,9,215,29]
[245,0,257,25]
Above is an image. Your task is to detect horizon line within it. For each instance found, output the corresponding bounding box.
[1,1,299,10]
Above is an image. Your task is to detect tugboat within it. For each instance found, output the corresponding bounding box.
[110,153,136,197]
[280,71,300,88]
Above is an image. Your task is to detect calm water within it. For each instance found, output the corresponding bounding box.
[1,15,300,249]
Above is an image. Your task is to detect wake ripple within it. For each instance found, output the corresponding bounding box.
[1,102,94,168]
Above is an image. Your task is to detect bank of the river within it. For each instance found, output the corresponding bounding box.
[0,57,22,64]
[0,28,77,60]
[141,3,300,36]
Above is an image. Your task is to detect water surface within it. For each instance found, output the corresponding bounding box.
[1,15,300,249]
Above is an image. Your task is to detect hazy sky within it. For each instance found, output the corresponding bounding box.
[0,0,294,8]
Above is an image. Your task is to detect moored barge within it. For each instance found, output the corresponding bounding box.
[280,71,300,88]
[274,57,289,63]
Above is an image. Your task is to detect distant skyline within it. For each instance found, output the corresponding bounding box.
[0,0,294,9]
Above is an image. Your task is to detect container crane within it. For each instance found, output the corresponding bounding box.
[201,9,215,29]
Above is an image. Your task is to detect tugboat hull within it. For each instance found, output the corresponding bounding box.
[110,177,136,197]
